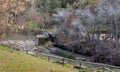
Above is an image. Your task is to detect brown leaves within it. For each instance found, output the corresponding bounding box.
[25,7,50,28]
[0,0,25,13]
[0,0,26,40]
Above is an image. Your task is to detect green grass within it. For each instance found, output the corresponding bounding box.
[28,21,39,30]
[114,69,120,72]
[0,46,78,72]
[0,46,119,72]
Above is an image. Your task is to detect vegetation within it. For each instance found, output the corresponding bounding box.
[1,46,118,72]
[55,49,76,59]
[0,0,26,39]
[0,46,78,72]
[51,0,120,66]
[1,0,120,70]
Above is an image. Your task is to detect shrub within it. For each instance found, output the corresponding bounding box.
[93,41,120,66]
[110,48,120,66]
[55,49,76,59]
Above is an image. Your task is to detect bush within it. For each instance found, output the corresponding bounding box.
[110,48,120,66]
[93,41,112,63]
[55,49,76,59]
[93,41,120,66]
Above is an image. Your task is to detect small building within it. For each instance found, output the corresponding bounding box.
[35,34,50,46]
[35,30,61,46]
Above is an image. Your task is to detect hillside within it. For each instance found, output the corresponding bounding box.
[1,0,120,72]
[0,46,77,72]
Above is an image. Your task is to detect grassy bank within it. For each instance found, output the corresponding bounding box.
[0,46,77,72]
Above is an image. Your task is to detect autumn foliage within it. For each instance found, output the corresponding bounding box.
[0,0,27,40]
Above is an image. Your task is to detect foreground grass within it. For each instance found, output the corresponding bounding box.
[0,46,78,72]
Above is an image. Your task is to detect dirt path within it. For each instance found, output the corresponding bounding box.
[1,40,35,51]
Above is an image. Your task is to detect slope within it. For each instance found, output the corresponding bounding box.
[0,46,77,72]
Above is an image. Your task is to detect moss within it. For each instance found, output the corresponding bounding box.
[0,46,11,52]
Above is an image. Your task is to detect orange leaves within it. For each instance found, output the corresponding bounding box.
[0,0,25,13]
[0,0,26,35]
